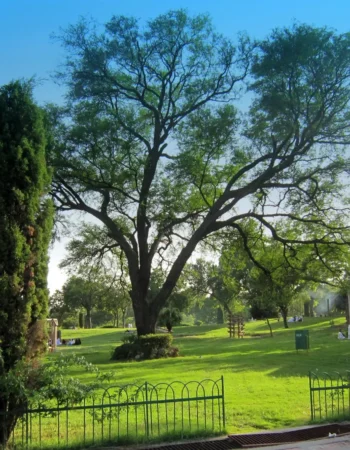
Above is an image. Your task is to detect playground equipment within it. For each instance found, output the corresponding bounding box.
[227,313,244,338]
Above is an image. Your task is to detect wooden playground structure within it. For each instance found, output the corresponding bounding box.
[227,312,244,338]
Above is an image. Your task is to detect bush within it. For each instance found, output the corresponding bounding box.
[194,320,203,326]
[121,333,137,344]
[167,346,179,357]
[112,343,138,360]
[112,333,179,361]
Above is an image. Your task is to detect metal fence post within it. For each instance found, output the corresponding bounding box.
[309,372,314,420]
[145,381,149,438]
[221,376,226,428]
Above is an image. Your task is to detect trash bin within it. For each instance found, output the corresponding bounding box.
[295,330,309,351]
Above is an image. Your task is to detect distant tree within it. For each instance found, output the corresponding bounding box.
[59,229,134,328]
[216,222,348,332]
[49,289,67,325]
[62,268,106,329]
[242,236,319,329]
[101,286,131,327]
[0,81,53,445]
[216,307,224,324]
[186,241,250,320]
[158,307,182,332]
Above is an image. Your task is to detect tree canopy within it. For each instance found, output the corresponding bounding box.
[50,11,350,336]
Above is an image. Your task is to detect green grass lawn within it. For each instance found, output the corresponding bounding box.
[52,315,350,434]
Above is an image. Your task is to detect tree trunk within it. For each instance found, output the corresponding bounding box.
[0,397,21,448]
[132,297,158,336]
[85,309,92,329]
[266,318,273,337]
[281,308,289,329]
[309,297,314,317]
[347,292,350,325]
[116,309,119,328]
[122,309,126,328]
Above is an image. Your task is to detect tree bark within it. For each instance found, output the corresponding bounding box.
[309,297,314,317]
[280,307,289,329]
[132,294,158,336]
[266,318,273,337]
[85,309,92,329]
[304,301,310,317]
[122,309,126,328]
[0,397,22,448]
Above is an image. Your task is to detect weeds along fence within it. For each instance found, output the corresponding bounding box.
[3,377,225,449]
[309,371,350,421]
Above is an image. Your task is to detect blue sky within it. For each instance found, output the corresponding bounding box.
[1,0,349,292]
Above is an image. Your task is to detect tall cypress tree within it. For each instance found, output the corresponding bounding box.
[0,80,53,443]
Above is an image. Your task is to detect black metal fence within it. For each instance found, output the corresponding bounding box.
[2,377,225,449]
[309,371,350,420]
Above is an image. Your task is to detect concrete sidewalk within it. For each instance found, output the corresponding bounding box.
[254,433,350,449]
[102,425,350,450]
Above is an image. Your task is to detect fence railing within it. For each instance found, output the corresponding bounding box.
[309,371,350,420]
[2,377,225,449]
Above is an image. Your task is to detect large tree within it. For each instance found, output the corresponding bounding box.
[50,13,350,336]
[0,81,53,444]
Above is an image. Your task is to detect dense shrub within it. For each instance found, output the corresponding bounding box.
[112,334,178,361]
[112,343,137,360]
[121,333,137,344]
[194,320,203,326]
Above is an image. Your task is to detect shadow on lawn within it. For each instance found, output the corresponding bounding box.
[106,331,350,382]
[55,319,350,382]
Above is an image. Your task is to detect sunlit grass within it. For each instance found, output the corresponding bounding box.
[51,316,350,434]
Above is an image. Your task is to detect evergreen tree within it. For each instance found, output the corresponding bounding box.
[0,80,53,444]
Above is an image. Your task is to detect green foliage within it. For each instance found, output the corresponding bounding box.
[0,80,53,445]
[0,353,113,427]
[112,333,178,361]
[185,249,249,320]
[158,307,182,332]
[51,13,350,338]
[61,266,119,329]
[251,24,350,144]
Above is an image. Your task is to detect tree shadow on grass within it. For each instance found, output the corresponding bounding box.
[105,329,350,382]
[55,319,350,383]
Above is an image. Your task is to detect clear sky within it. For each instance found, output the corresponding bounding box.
[1,0,349,293]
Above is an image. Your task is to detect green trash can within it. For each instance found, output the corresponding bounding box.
[295,330,309,351]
